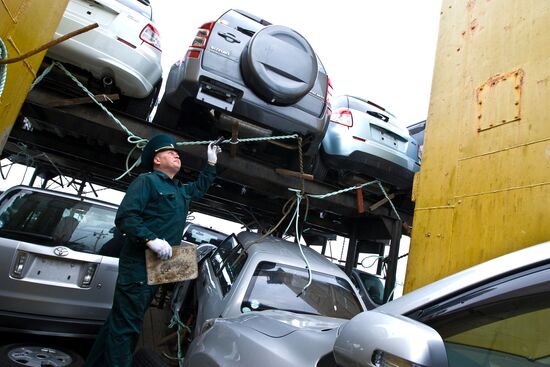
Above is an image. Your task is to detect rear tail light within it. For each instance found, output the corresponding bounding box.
[80,263,98,288]
[330,108,353,128]
[325,77,333,116]
[140,24,162,51]
[11,252,29,278]
[186,50,201,59]
[191,21,214,49]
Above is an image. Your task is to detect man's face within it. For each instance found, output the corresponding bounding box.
[153,149,181,175]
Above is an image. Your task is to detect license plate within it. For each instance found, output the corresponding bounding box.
[371,126,405,151]
[25,256,82,286]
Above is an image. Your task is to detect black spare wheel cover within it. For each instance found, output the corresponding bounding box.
[240,25,318,106]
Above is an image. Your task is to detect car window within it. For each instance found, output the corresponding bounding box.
[357,271,385,305]
[420,266,550,367]
[210,234,247,295]
[241,261,363,320]
[183,224,227,246]
[116,0,152,20]
[0,190,117,255]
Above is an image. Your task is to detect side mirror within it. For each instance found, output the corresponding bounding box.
[334,311,448,367]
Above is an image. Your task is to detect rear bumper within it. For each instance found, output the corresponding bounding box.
[0,309,103,338]
[48,14,162,98]
[162,58,329,143]
[323,150,419,189]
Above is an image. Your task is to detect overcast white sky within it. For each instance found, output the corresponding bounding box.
[150,0,443,125]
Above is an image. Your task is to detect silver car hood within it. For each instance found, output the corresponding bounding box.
[231,309,347,338]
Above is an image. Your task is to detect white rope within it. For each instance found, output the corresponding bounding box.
[0,37,8,98]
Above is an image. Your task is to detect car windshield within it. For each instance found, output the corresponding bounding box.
[0,190,117,255]
[242,261,363,320]
[183,223,227,246]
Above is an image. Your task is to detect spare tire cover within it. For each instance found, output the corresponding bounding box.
[240,25,318,106]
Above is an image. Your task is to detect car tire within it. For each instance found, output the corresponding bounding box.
[0,343,84,367]
[132,347,169,367]
[153,97,182,130]
[312,154,328,182]
[240,25,318,106]
[123,79,163,121]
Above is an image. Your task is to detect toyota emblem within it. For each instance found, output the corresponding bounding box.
[53,246,69,257]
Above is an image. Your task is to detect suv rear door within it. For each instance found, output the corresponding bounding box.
[201,10,263,84]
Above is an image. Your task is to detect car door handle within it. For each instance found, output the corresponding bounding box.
[217,32,240,44]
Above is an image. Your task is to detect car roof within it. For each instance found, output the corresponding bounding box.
[375,241,550,316]
[237,231,348,277]
[1,185,119,210]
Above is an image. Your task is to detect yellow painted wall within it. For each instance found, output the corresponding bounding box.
[0,0,68,153]
[406,0,550,292]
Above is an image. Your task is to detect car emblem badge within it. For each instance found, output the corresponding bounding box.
[53,246,70,257]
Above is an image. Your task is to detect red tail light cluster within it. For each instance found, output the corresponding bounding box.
[192,22,215,48]
[330,108,353,128]
[140,24,161,51]
[187,21,214,59]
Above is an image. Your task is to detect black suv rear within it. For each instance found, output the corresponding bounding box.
[154,9,332,170]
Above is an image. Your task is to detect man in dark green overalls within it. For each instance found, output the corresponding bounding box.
[85,134,221,366]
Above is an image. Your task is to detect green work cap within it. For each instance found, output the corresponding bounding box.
[141,134,177,171]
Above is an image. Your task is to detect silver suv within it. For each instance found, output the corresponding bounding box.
[317,95,421,189]
[154,9,332,169]
[0,186,120,339]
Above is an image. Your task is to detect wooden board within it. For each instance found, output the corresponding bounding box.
[145,243,197,285]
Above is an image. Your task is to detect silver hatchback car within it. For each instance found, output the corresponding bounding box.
[44,0,163,119]
[334,241,550,367]
[185,231,365,366]
[318,95,421,189]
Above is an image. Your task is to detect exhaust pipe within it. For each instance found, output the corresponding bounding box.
[102,76,113,93]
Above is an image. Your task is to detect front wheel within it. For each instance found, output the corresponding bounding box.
[0,343,84,367]
[122,79,163,121]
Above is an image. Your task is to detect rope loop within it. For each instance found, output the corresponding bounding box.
[0,37,8,98]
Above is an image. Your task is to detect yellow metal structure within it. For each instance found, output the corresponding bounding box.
[0,0,68,153]
[406,0,550,292]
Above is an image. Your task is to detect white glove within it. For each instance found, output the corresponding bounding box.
[147,238,172,260]
[207,142,222,165]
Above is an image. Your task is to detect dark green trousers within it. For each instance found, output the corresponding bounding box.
[85,260,158,367]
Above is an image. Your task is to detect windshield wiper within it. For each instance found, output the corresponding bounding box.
[0,229,54,241]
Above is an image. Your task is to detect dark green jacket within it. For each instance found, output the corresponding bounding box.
[115,164,216,264]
